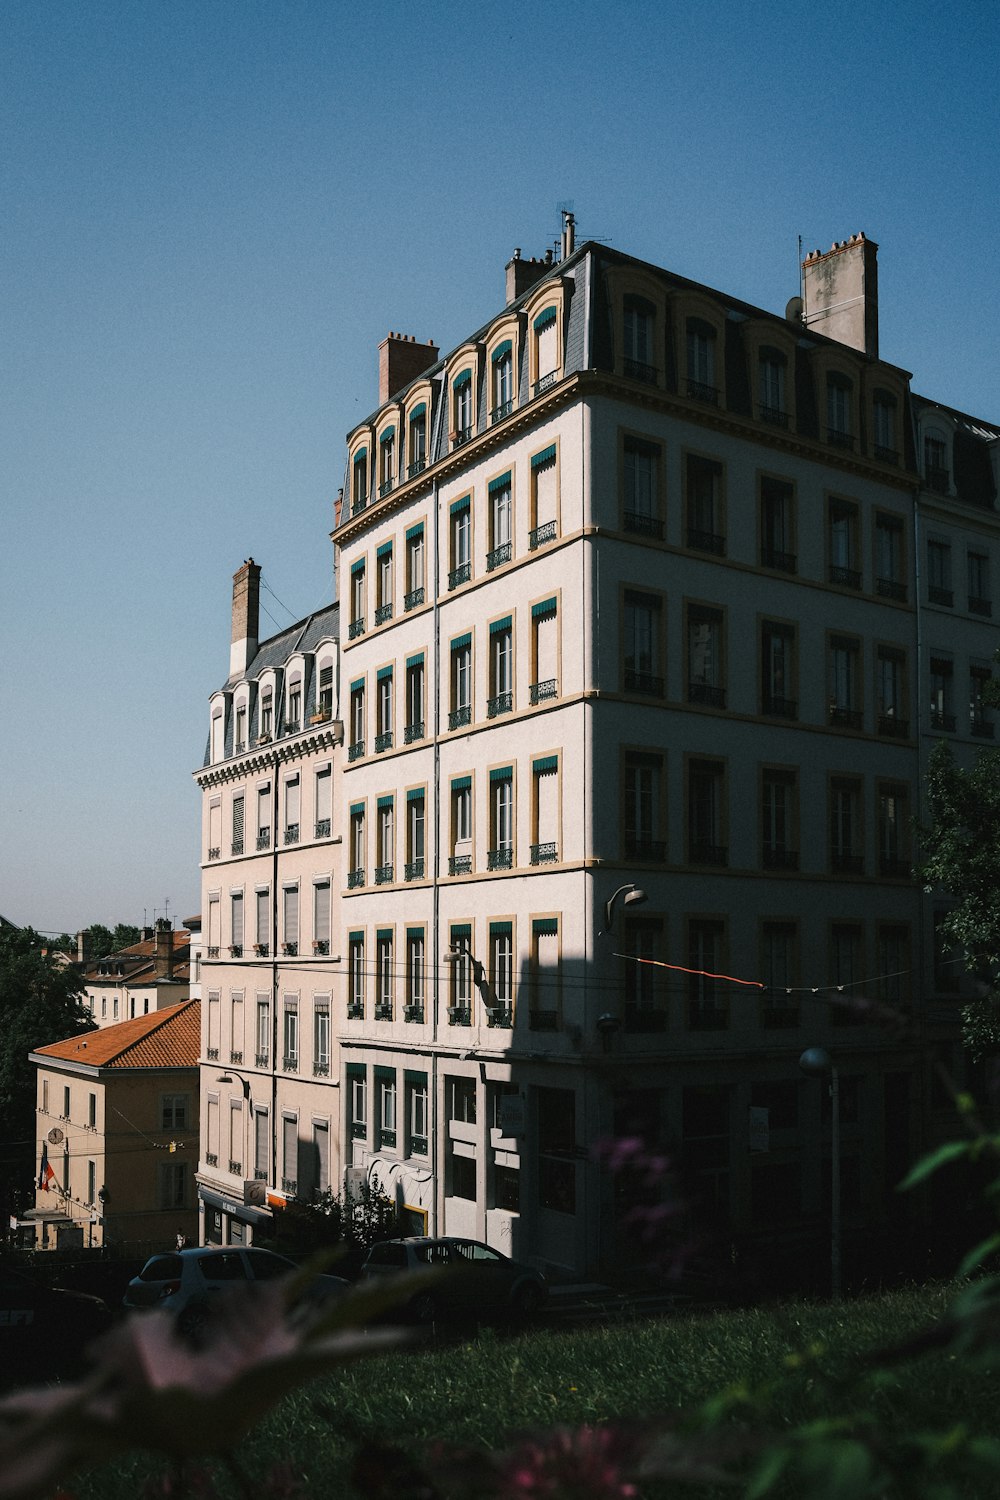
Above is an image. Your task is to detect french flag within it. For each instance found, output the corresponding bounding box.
[37,1144,54,1192]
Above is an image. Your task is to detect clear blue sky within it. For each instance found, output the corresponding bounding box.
[2,0,997,933]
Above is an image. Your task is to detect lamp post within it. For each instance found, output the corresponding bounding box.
[799,1046,841,1299]
[442,942,501,1012]
[602,883,648,935]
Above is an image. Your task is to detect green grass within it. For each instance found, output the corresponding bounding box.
[67,1284,1000,1498]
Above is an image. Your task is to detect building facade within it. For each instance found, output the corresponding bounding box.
[80,922,192,1029]
[196,228,999,1277]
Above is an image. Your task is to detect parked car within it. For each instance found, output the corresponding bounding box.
[0,1264,112,1385]
[122,1246,349,1340]
[361,1236,547,1324]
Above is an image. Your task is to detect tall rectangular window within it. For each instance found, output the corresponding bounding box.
[830,924,862,1025]
[349,934,365,1015]
[758,348,787,422]
[530,447,557,547]
[826,375,852,444]
[876,647,908,736]
[759,477,795,571]
[761,769,798,870]
[828,635,862,728]
[256,782,271,850]
[534,308,559,390]
[315,765,332,838]
[531,597,559,702]
[687,919,727,1030]
[874,512,905,600]
[623,437,661,536]
[405,654,425,741]
[488,474,512,569]
[313,999,330,1076]
[873,392,896,458]
[348,1066,367,1140]
[971,665,994,737]
[623,751,663,861]
[407,1073,429,1154]
[260,691,273,740]
[313,1119,330,1193]
[352,449,368,512]
[255,994,270,1066]
[449,925,474,1019]
[284,775,300,843]
[828,499,860,586]
[829,777,863,873]
[877,782,909,877]
[930,656,954,732]
[450,776,473,874]
[927,539,952,605]
[254,1108,269,1177]
[453,371,473,442]
[623,296,654,378]
[489,619,513,717]
[492,344,514,420]
[760,923,798,1027]
[761,622,796,719]
[449,499,471,588]
[685,319,717,402]
[490,921,514,1011]
[350,560,366,636]
[530,918,560,1031]
[349,805,365,884]
[376,542,393,621]
[406,929,425,1019]
[379,432,395,496]
[623,590,663,696]
[968,551,991,615]
[408,411,426,476]
[686,604,725,708]
[531,756,559,864]
[622,917,665,1031]
[376,667,393,751]
[489,767,514,869]
[282,885,299,954]
[282,999,299,1070]
[405,523,425,607]
[376,797,394,882]
[449,635,472,729]
[230,893,244,955]
[687,758,727,866]
[312,881,330,954]
[317,664,333,719]
[406,790,425,880]
[282,1114,298,1189]
[685,455,724,553]
[349,680,365,757]
[231,794,245,857]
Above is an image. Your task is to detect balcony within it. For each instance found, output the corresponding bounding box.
[348,618,365,640]
[625,837,667,862]
[255,1051,269,1067]
[229,945,243,958]
[282,1055,298,1073]
[624,358,657,384]
[404,1004,424,1024]
[284,721,300,737]
[375,731,393,753]
[447,1006,471,1026]
[762,847,799,871]
[284,824,300,845]
[234,741,246,756]
[529,1009,559,1031]
[314,1062,329,1077]
[487,542,512,572]
[534,372,557,396]
[379,479,394,499]
[530,679,558,705]
[282,942,298,957]
[491,399,513,423]
[487,847,513,871]
[256,830,271,850]
[409,1134,428,1156]
[488,1006,513,1028]
[828,706,862,730]
[315,818,331,839]
[624,669,664,697]
[686,379,718,405]
[623,512,664,539]
[206,1046,219,1059]
[760,547,796,573]
[449,705,472,731]
[969,597,993,616]
[877,578,907,602]
[452,426,473,448]
[254,1168,267,1182]
[762,694,797,720]
[207,847,221,862]
[404,859,425,881]
[353,495,367,516]
[529,520,557,551]
[878,715,910,738]
[530,842,558,865]
[350,1120,365,1138]
[374,1002,393,1021]
[404,586,425,611]
[229,1160,242,1175]
[831,852,864,874]
[404,721,424,744]
[206,1153,218,1167]
[375,604,393,627]
[312,940,329,956]
[206,949,220,961]
[347,869,365,889]
[828,564,861,589]
[281,1177,298,1195]
[347,740,365,762]
[689,843,728,867]
[488,691,513,718]
[928,585,953,607]
[347,1002,364,1020]
[375,863,394,885]
[231,841,244,857]
[686,528,725,556]
[827,427,854,450]
[688,682,726,709]
[378,1129,397,1149]
[930,710,956,733]
[448,562,472,590]
[449,854,473,876]
[759,404,788,428]
[407,458,426,479]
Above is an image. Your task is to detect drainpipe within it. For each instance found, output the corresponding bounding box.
[429,372,446,1237]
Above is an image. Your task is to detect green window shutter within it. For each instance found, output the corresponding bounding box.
[451,775,472,792]
[488,471,512,493]
[406,651,425,669]
[376,541,392,559]
[533,754,559,775]
[405,927,424,941]
[353,446,368,464]
[350,558,365,575]
[376,664,393,681]
[531,443,557,469]
[533,307,557,333]
[350,677,364,694]
[348,930,364,945]
[491,340,512,362]
[531,596,558,620]
[453,369,472,389]
[450,923,472,940]
[350,801,365,817]
[408,403,426,421]
[376,929,393,944]
[490,920,513,937]
[450,495,471,516]
[404,1068,428,1088]
[406,787,425,804]
[405,521,424,541]
[451,632,472,652]
[376,795,394,810]
[490,615,512,635]
[375,1065,395,1085]
[533,917,558,936]
[490,765,513,783]
[379,425,395,444]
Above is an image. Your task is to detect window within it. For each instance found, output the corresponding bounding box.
[623,437,662,537]
[207,988,220,1057]
[873,391,896,460]
[349,559,366,637]
[255,994,270,1066]
[287,676,301,731]
[622,917,665,1031]
[376,666,393,751]
[761,769,798,870]
[828,500,860,587]
[379,430,395,496]
[759,477,795,571]
[449,634,472,729]
[405,654,424,742]
[282,885,299,954]
[924,434,950,493]
[312,1119,331,1194]
[281,1113,297,1189]
[448,927,474,1020]
[376,931,394,1018]
[348,933,365,1015]
[877,926,909,1007]
[930,656,954,732]
[489,767,514,869]
[234,704,246,753]
[408,409,426,477]
[349,803,365,886]
[829,924,862,1025]
[876,647,908,736]
[623,295,655,382]
[313,999,330,1075]
[449,499,471,589]
[829,776,863,873]
[877,782,910,877]
[452,370,473,443]
[686,604,725,708]
[828,634,862,728]
[623,750,664,862]
[349,679,365,759]
[208,798,221,859]
[87,1159,96,1205]
[492,342,514,421]
[490,921,514,1015]
[537,1086,575,1212]
[253,1107,268,1177]
[826,373,853,446]
[875,513,906,600]
[761,622,796,718]
[489,617,513,717]
[407,1073,429,1154]
[531,596,559,702]
[687,758,727,866]
[159,1162,188,1211]
[376,542,393,623]
[260,691,273,741]
[534,306,559,393]
[758,347,787,424]
[968,552,992,615]
[687,919,727,1030]
[530,918,560,1031]
[488,473,512,570]
[927,539,952,606]
[313,880,330,955]
[376,796,394,882]
[161,1094,188,1130]
[282,998,299,1070]
[685,455,724,554]
[530,446,558,549]
[252,786,271,857]
[406,789,425,880]
[315,765,332,838]
[352,448,368,513]
[531,755,559,864]
[211,711,223,762]
[284,774,300,844]
[88,1092,96,1128]
[230,892,244,956]
[405,522,425,608]
[760,923,798,1027]
[377,1067,397,1147]
[450,776,473,874]
[686,318,717,403]
[623,589,663,696]
[449,1075,477,1124]
[970,665,994,738]
[317,664,333,720]
[406,929,425,1020]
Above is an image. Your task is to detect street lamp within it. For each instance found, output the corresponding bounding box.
[442,944,501,1012]
[799,1046,841,1299]
[602,883,647,934]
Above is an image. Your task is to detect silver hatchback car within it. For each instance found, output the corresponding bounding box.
[123,1245,348,1339]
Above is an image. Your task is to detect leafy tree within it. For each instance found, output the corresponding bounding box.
[112,922,141,950]
[920,740,1000,1057]
[85,922,115,957]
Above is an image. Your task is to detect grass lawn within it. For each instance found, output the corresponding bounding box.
[67,1282,999,1498]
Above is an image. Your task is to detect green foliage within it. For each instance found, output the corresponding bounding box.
[258,1183,406,1261]
[111,923,141,951]
[0,925,91,1146]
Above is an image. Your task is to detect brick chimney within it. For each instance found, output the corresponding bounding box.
[230,557,261,680]
[505,248,551,307]
[76,930,91,965]
[378,334,439,404]
[154,920,174,980]
[801,233,879,358]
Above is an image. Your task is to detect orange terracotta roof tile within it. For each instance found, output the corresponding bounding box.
[36,1001,201,1069]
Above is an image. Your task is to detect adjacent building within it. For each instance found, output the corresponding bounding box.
[196,225,999,1276]
[80,922,192,1029]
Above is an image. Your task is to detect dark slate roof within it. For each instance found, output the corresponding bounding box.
[912,393,999,511]
[225,601,339,691]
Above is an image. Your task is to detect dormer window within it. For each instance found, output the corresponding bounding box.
[533,307,558,395]
[234,704,247,754]
[873,391,897,461]
[826,374,853,449]
[287,678,302,732]
[453,371,473,444]
[408,405,427,477]
[260,691,273,739]
[686,319,718,405]
[492,342,514,421]
[379,429,395,497]
[318,664,333,718]
[758,347,787,426]
[352,448,368,514]
[211,710,224,763]
[925,434,950,494]
[623,296,656,383]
